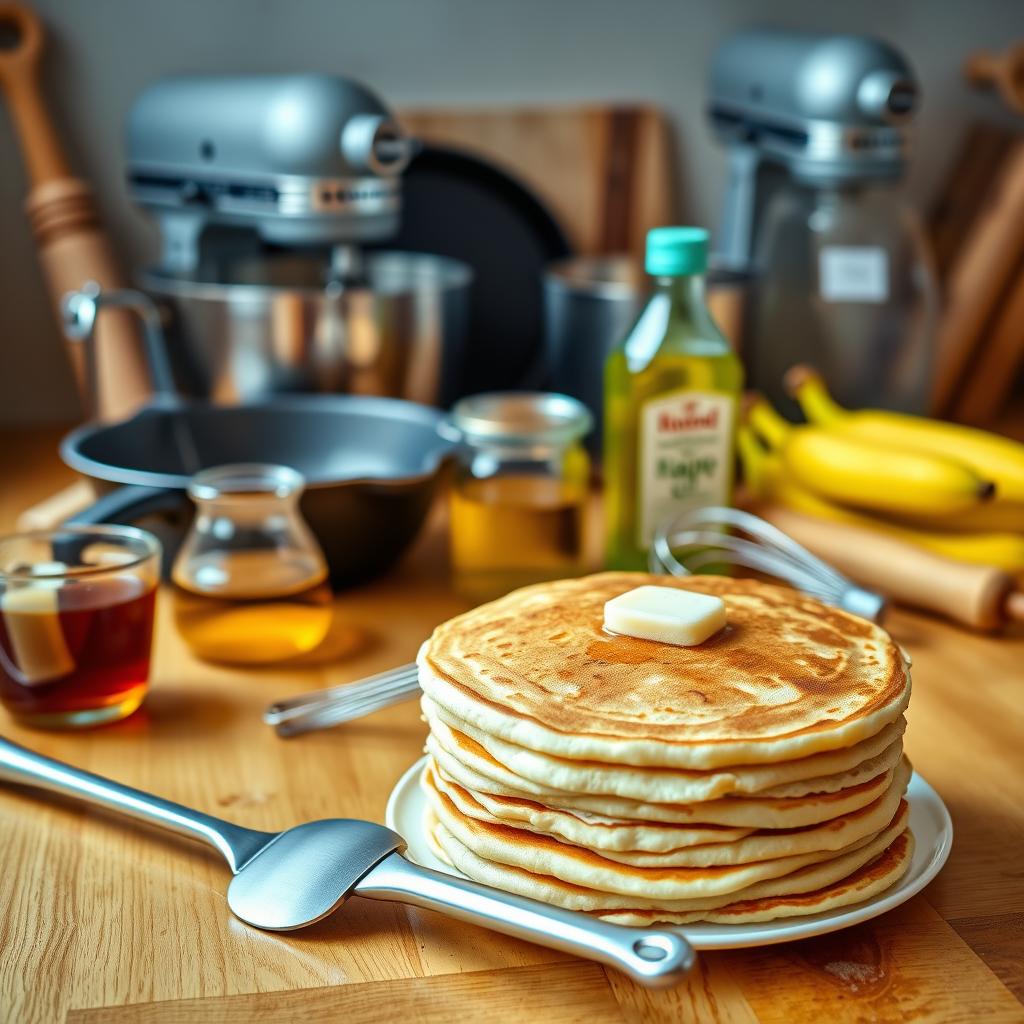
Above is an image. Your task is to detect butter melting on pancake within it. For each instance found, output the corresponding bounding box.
[420,572,910,768]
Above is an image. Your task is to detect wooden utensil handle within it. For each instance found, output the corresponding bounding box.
[760,505,1015,631]
[0,4,150,419]
[964,44,1024,116]
[0,4,69,184]
[25,179,151,419]
[15,480,96,532]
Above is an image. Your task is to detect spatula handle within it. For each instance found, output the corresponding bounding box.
[0,736,271,872]
[355,851,695,988]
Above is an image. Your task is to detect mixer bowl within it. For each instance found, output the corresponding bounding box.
[141,251,472,407]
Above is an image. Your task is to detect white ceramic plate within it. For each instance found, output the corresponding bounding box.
[385,756,953,951]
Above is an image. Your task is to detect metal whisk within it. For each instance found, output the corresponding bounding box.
[649,506,886,623]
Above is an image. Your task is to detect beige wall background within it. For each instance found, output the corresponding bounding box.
[0,0,1021,423]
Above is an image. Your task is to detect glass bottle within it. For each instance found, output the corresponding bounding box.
[604,227,743,570]
[449,392,591,603]
[172,464,333,665]
[747,182,937,416]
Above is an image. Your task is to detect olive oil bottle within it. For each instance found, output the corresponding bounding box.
[604,227,743,570]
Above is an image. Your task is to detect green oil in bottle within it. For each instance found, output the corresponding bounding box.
[604,227,743,570]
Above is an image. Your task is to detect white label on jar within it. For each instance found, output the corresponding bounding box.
[637,391,735,548]
[819,247,889,303]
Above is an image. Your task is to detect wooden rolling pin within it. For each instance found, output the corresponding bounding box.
[759,504,1024,632]
[965,41,1024,116]
[0,3,150,421]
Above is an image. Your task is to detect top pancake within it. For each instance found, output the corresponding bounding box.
[420,572,910,769]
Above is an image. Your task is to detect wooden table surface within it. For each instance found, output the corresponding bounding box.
[1,429,1022,1024]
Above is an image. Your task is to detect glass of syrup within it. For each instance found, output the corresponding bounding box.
[172,464,333,665]
[0,526,160,729]
[448,392,592,602]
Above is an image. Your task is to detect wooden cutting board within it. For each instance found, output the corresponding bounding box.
[398,105,677,258]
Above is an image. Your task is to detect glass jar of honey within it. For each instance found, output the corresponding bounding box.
[448,392,592,602]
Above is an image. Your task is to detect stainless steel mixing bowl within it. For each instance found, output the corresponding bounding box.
[142,250,472,407]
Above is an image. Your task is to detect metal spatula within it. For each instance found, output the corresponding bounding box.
[0,737,694,988]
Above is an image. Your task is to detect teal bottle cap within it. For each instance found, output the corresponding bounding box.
[645,226,709,276]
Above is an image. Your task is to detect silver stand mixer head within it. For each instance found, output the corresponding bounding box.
[127,74,416,274]
[708,29,918,272]
[123,74,471,408]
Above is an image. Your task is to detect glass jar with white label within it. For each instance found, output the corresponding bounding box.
[747,183,937,415]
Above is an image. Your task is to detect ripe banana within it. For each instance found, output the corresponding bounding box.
[786,365,1024,504]
[781,428,994,515]
[737,428,1024,574]
[750,393,997,516]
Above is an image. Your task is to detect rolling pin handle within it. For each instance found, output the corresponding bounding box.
[1005,590,1024,624]
[0,3,70,184]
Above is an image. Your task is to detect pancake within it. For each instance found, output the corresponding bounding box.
[420,573,910,769]
[427,723,901,828]
[427,758,910,866]
[423,765,909,901]
[428,802,912,917]
[423,695,906,803]
[597,831,915,925]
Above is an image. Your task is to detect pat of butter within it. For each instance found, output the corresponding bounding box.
[604,585,726,646]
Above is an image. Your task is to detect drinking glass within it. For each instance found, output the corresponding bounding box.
[0,526,160,728]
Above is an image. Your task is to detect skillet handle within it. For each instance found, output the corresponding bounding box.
[354,851,696,989]
[64,484,182,526]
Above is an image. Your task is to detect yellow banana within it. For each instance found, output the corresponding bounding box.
[780,423,994,516]
[786,365,1024,504]
[746,395,791,448]
[741,415,1024,573]
[747,450,1024,573]
[736,424,774,495]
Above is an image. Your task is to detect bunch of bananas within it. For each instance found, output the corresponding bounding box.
[739,367,1024,575]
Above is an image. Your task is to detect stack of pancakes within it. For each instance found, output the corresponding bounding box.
[419,572,914,925]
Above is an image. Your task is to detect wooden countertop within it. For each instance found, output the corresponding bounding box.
[1,429,1022,1023]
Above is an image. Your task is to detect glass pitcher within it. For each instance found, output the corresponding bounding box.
[747,182,938,416]
[171,464,332,665]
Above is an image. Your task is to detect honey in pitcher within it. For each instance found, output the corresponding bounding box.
[171,464,334,666]
[172,550,332,665]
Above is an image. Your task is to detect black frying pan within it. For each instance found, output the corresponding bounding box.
[61,394,454,587]
[58,286,455,587]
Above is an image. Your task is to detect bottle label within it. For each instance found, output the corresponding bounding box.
[818,246,889,303]
[637,391,735,548]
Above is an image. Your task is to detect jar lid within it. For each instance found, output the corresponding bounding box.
[450,392,592,445]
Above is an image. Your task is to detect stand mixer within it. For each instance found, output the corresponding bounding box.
[708,30,937,414]
[126,74,471,406]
